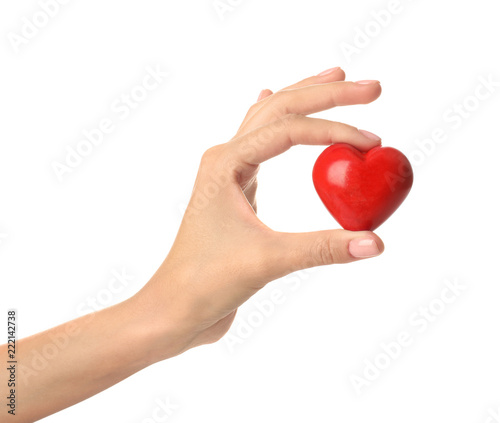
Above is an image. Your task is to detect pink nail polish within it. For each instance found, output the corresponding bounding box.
[358,129,381,142]
[317,67,340,76]
[257,90,266,101]
[349,238,381,258]
[355,80,380,85]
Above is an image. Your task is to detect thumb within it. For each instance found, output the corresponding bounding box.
[271,229,384,274]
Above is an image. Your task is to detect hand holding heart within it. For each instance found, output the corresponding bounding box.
[3,69,414,422]
[137,69,399,359]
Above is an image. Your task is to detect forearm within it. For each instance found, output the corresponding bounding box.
[0,294,175,422]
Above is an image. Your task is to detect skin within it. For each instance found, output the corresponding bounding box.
[0,68,384,422]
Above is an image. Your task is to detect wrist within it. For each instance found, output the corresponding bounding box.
[125,281,198,364]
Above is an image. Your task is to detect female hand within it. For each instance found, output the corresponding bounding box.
[138,68,385,360]
[1,68,385,422]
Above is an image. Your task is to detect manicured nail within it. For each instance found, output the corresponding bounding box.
[358,129,381,142]
[349,238,381,258]
[257,90,267,101]
[355,80,380,85]
[317,67,340,76]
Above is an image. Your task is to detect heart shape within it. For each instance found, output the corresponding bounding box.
[312,143,413,231]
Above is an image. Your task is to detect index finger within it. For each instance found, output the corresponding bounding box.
[228,115,381,167]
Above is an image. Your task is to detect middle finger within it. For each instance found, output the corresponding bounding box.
[240,80,381,134]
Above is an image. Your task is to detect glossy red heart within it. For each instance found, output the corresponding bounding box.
[312,143,413,231]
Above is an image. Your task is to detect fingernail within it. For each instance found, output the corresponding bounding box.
[317,67,340,76]
[355,80,380,85]
[358,129,381,142]
[349,238,381,258]
[257,90,267,101]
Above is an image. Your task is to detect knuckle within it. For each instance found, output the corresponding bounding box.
[282,113,299,123]
[245,103,260,116]
[200,144,225,166]
[281,113,301,130]
[251,95,267,109]
[199,144,233,181]
[312,236,344,266]
[328,84,342,106]
[266,91,286,118]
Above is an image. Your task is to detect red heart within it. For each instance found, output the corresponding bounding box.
[312,143,413,231]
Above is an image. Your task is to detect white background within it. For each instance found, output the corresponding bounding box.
[1,0,500,422]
